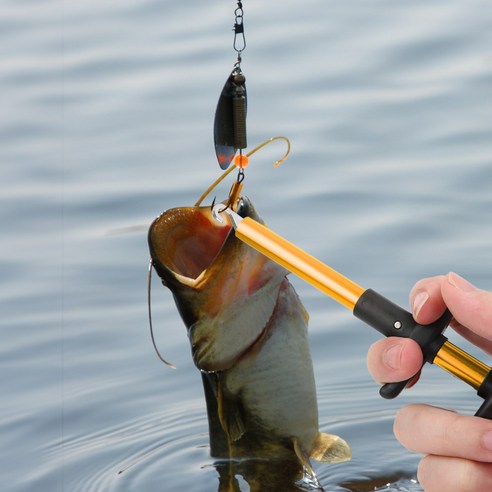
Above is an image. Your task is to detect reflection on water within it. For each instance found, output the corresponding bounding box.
[340,473,419,492]
[2,1,492,491]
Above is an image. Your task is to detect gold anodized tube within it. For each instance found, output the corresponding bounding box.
[434,341,490,390]
[232,213,491,392]
[236,217,365,310]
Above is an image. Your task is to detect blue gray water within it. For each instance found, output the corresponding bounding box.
[1,1,491,491]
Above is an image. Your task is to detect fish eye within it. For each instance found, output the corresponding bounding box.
[236,196,251,217]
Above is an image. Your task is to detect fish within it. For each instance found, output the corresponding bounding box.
[148,196,351,490]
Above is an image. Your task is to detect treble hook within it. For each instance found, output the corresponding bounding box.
[221,136,291,210]
[221,167,245,212]
[195,136,291,207]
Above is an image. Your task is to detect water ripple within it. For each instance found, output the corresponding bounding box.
[3,1,492,491]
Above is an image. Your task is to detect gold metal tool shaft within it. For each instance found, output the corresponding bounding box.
[435,341,489,390]
[236,216,365,310]
[231,213,491,392]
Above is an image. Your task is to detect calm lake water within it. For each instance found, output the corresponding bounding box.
[2,1,492,491]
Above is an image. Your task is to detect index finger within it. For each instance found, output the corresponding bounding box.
[409,275,447,324]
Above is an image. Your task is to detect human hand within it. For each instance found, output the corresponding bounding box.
[367,272,492,491]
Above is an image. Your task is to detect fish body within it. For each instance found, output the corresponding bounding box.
[148,196,350,487]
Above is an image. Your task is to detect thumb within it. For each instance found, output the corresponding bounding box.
[443,272,492,345]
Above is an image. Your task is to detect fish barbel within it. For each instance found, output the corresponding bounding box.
[148,196,350,488]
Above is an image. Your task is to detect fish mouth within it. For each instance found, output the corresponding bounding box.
[148,197,253,288]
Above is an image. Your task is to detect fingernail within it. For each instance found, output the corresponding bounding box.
[384,343,403,370]
[447,272,477,292]
[482,430,492,452]
[413,291,429,318]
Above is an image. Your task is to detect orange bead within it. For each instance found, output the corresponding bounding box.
[234,154,249,169]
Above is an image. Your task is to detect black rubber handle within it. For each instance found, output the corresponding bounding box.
[476,395,492,419]
[476,371,492,418]
[379,380,412,399]
[354,289,452,399]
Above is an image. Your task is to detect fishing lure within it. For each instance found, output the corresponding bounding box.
[149,0,293,370]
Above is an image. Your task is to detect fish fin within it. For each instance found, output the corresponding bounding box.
[292,437,315,477]
[310,433,351,463]
[217,382,245,442]
[301,303,309,323]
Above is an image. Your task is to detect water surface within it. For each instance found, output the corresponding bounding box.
[1,1,492,491]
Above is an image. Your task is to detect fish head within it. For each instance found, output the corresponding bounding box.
[148,196,288,370]
[148,196,256,288]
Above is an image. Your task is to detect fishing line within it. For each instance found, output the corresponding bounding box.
[230,1,247,187]
[147,260,176,369]
[118,441,168,475]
